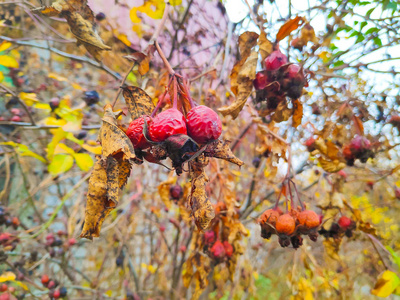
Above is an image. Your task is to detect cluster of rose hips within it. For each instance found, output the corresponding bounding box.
[0,207,20,230]
[0,107,27,123]
[0,284,24,300]
[126,85,222,174]
[41,275,67,299]
[342,135,374,166]
[258,207,321,249]
[44,232,77,258]
[319,215,356,239]
[253,48,307,109]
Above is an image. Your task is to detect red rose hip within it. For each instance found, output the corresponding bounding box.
[126,116,153,149]
[264,50,288,71]
[186,105,222,144]
[149,108,187,142]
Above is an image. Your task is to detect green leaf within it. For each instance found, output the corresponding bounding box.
[373,37,382,47]
[365,27,379,35]
[366,7,375,17]
[386,246,400,270]
[48,154,74,175]
[73,153,94,171]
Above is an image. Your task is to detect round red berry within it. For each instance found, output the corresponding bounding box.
[286,64,301,79]
[126,116,153,149]
[0,284,7,292]
[186,105,222,144]
[53,289,61,299]
[338,216,352,229]
[210,241,225,259]
[149,108,187,142]
[10,115,21,122]
[41,274,50,285]
[253,72,268,90]
[223,241,233,257]
[265,50,288,71]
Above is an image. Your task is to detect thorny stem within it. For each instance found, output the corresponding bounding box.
[112,3,171,108]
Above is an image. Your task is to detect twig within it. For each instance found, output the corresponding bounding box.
[0,121,100,130]
[231,122,253,151]
[155,41,175,76]
[0,35,121,80]
[112,3,171,107]
[28,172,91,238]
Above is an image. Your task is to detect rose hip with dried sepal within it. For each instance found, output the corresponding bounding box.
[149,108,187,142]
[264,50,288,71]
[186,105,222,144]
[280,64,306,99]
[210,240,225,260]
[169,184,183,200]
[126,116,153,149]
[223,241,233,258]
[253,72,269,90]
[276,214,295,236]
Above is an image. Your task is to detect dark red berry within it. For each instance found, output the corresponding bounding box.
[159,225,166,232]
[204,231,216,244]
[395,188,400,199]
[223,241,233,257]
[264,50,288,71]
[210,241,225,259]
[41,274,50,286]
[169,184,183,200]
[286,64,301,79]
[179,245,187,252]
[47,280,56,289]
[0,284,7,292]
[149,108,187,142]
[186,105,222,144]
[253,72,268,90]
[338,216,352,229]
[304,137,316,152]
[83,90,100,106]
[53,289,61,299]
[10,115,21,122]
[126,116,153,149]
[68,238,77,246]
[350,135,371,151]
[49,98,60,110]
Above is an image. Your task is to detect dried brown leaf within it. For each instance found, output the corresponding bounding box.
[292,99,303,127]
[99,104,136,161]
[318,157,346,173]
[122,86,155,120]
[188,156,215,230]
[218,51,258,119]
[105,156,120,204]
[158,175,176,209]
[276,16,305,42]
[273,100,291,123]
[258,31,273,62]
[238,31,259,58]
[80,158,116,239]
[353,115,364,135]
[203,140,244,166]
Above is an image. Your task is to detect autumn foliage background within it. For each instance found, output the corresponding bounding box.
[0,0,400,299]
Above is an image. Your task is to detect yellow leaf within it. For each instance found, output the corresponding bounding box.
[371,270,400,297]
[0,71,3,83]
[0,271,16,282]
[15,281,28,290]
[33,102,51,110]
[71,82,83,90]
[47,128,67,160]
[0,55,19,68]
[48,72,68,82]
[19,92,39,106]
[0,41,12,52]
[48,154,74,175]
[55,143,75,155]
[73,153,94,171]
[0,142,47,163]
[82,144,102,155]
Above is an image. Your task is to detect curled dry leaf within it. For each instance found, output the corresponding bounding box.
[276,16,305,42]
[292,99,303,127]
[122,86,155,121]
[218,32,259,119]
[99,104,136,161]
[158,175,176,209]
[273,101,292,123]
[300,23,318,45]
[258,31,273,62]
[188,156,215,230]
[312,138,346,173]
[124,46,155,76]
[80,158,116,239]
[182,252,211,300]
[37,0,111,61]
[203,140,244,167]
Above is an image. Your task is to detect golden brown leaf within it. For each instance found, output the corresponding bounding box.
[218,51,258,119]
[273,100,291,122]
[105,156,120,204]
[258,31,273,62]
[299,23,318,44]
[118,159,132,188]
[292,99,303,127]
[182,253,211,300]
[238,31,259,58]
[203,140,244,167]
[65,12,111,61]
[318,157,346,173]
[352,115,364,135]
[323,239,342,262]
[188,156,215,230]
[122,86,155,120]
[276,16,305,42]
[158,175,176,209]
[80,158,116,239]
[99,104,136,161]
[124,51,152,76]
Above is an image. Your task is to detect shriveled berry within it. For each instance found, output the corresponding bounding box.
[11,217,20,229]
[305,137,316,152]
[350,135,371,152]
[149,109,187,142]
[83,90,100,106]
[298,210,320,229]
[204,231,216,244]
[338,216,352,229]
[286,64,301,79]
[253,72,268,90]
[264,50,288,71]
[126,116,153,149]
[116,254,124,267]
[95,12,106,21]
[290,235,303,249]
[210,241,225,259]
[223,241,233,257]
[169,184,183,200]
[252,157,261,168]
[186,105,222,144]
[47,280,56,289]
[258,209,281,226]
[275,214,295,235]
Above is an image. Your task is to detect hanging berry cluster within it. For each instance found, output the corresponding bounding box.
[253,48,307,110]
[319,215,356,239]
[342,135,374,166]
[258,181,322,249]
